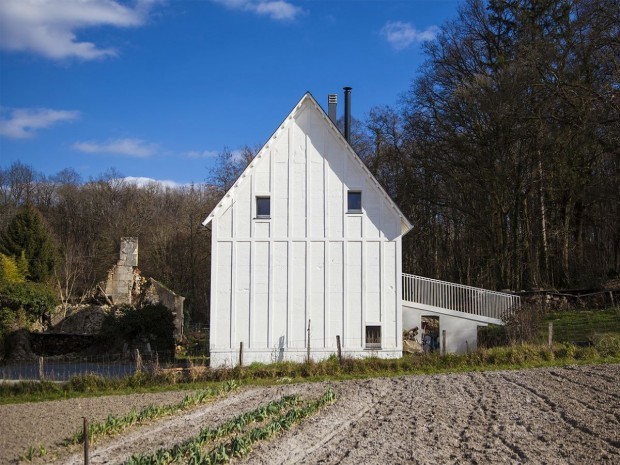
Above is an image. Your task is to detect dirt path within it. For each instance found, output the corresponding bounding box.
[1,364,618,464]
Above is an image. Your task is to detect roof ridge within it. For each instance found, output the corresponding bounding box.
[202,92,411,235]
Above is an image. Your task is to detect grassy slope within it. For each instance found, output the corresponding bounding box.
[541,308,620,344]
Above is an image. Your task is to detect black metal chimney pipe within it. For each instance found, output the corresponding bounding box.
[343,86,352,143]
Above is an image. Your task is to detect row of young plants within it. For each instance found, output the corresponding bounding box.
[124,388,336,465]
[65,380,239,446]
[20,444,47,462]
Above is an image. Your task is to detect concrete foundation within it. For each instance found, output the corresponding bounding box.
[403,304,491,354]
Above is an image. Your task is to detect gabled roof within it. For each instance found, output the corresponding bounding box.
[202,92,412,235]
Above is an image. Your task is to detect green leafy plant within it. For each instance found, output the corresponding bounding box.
[20,443,47,462]
[124,389,336,465]
[65,381,239,446]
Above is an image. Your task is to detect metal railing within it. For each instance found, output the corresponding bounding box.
[402,273,520,321]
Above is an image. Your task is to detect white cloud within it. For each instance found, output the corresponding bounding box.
[381,21,439,50]
[0,107,80,139]
[254,1,302,20]
[213,0,304,21]
[185,149,219,159]
[230,149,245,163]
[73,138,158,157]
[122,176,182,189]
[0,0,156,60]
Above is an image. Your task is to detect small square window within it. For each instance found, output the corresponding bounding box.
[348,191,362,212]
[256,196,270,218]
[365,325,381,349]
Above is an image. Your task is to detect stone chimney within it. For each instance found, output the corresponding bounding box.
[104,237,139,305]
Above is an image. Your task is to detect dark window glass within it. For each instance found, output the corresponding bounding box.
[256,196,270,218]
[365,325,381,349]
[348,191,362,212]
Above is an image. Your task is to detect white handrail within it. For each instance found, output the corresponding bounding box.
[402,273,520,321]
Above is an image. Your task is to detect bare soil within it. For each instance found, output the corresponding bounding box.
[1,364,619,464]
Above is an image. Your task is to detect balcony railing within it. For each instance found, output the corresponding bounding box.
[402,273,520,321]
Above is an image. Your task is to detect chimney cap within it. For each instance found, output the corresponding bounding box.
[343,86,352,91]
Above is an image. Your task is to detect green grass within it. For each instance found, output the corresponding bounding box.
[0,374,231,405]
[540,307,620,345]
[2,338,619,405]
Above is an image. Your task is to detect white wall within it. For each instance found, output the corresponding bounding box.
[403,304,485,354]
[209,98,405,367]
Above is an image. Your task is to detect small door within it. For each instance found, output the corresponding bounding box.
[421,315,440,352]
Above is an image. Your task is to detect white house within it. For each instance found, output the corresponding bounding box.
[203,92,412,367]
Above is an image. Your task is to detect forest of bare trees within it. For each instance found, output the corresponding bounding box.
[1,0,618,329]
[355,0,619,291]
[0,164,219,325]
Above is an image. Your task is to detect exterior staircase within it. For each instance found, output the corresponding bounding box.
[402,273,520,326]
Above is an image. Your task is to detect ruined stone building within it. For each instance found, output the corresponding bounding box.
[104,237,185,341]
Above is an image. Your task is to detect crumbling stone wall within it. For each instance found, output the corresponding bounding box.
[104,237,139,305]
[141,279,184,342]
[51,305,110,334]
[100,237,185,342]
[102,237,184,342]
[2,238,186,360]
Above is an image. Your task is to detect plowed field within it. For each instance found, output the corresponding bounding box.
[1,364,618,464]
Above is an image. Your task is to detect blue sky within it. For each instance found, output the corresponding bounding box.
[0,0,461,186]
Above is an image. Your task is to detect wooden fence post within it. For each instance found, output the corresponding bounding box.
[548,322,553,349]
[441,330,446,356]
[336,335,342,364]
[134,349,142,374]
[306,320,311,363]
[83,417,89,465]
[238,342,243,367]
[38,356,44,381]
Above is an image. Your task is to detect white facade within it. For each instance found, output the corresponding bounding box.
[203,93,412,367]
[403,304,489,353]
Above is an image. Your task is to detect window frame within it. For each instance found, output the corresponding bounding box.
[255,195,271,219]
[347,190,362,213]
[365,325,382,349]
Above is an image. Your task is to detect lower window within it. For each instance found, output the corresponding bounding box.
[365,325,381,349]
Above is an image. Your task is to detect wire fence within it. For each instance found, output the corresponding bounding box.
[480,310,620,348]
[0,335,402,381]
[3,311,618,380]
[0,351,192,382]
[538,316,620,346]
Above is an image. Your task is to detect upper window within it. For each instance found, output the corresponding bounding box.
[256,196,270,218]
[347,190,362,213]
